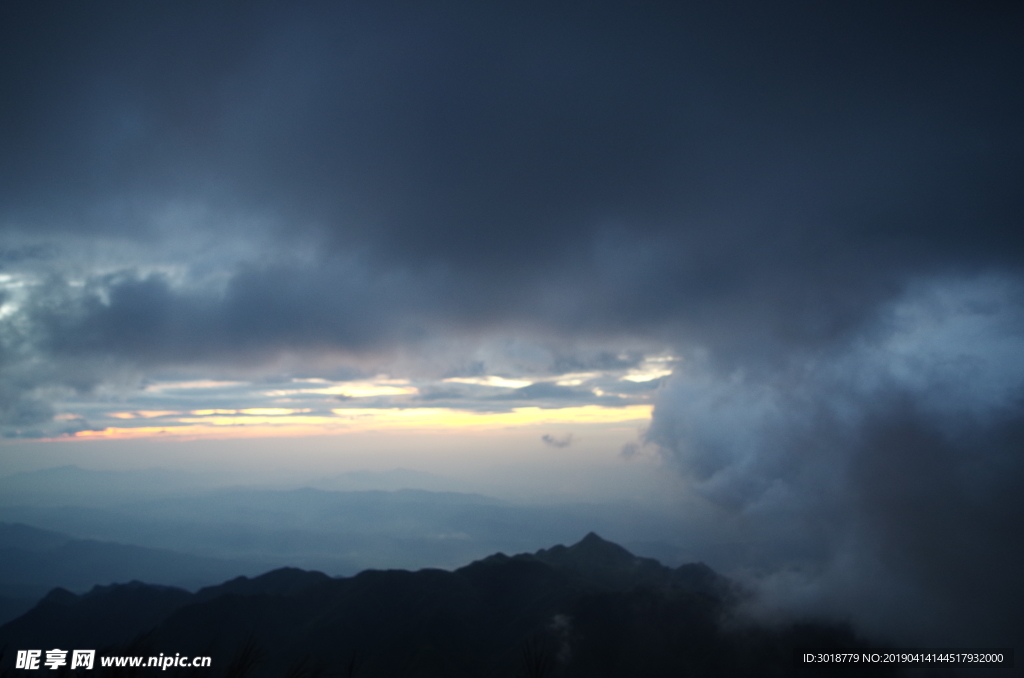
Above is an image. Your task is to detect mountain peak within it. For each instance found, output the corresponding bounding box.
[566,532,636,564]
[528,534,681,592]
[576,531,620,548]
[40,587,78,606]
[533,533,642,574]
[195,567,331,602]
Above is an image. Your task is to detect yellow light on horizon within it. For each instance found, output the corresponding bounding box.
[61,404,653,442]
[621,356,677,383]
[176,415,335,426]
[263,380,417,398]
[555,372,600,386]
[330,404,652,430]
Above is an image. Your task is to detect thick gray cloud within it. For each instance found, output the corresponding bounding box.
[3,2,1021,336]
[646,277,1024,645]
[1,0,1023,647]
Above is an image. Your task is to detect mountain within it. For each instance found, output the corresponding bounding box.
[0,523,273,625]
[192,567,333,603]
[309,468,474,494]
[0,534,897,678]
[0,466,220,507]
[1,582,193,650]
[0,486,699,575]
[530,531,701,592]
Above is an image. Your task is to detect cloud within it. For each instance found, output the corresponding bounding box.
[0,3,1019,366]
[645,276,1024,646]
[499,384,592,401]
[619,443,638,460]
[541,434,573,449]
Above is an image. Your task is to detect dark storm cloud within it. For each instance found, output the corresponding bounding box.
[26,261,425,364]
[2,1,1022,362]
[0,245,54,267]
[496,383,592,401]
[1,0,1023,647]
[547,352,642,375]
[0,386,52,429]
[646,278,1024,645]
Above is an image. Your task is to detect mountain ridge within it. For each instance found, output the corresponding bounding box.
[0,533,893,677]
[0,522,275,625]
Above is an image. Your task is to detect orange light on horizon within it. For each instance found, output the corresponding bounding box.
[328,404,652,430]
[59,404,653,441]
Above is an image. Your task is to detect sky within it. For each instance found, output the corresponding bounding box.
[1,0,1023,648]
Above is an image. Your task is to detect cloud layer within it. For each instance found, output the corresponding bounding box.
[2,2,1021,358]
[647,277,1024,644]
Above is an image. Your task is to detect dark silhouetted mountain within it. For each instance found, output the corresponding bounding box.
[532,531,683,591]
[0,522,273,624]
[0,596,34,631]
[0,534,903,677]
[474,531,735,602]
[0,581,192,650]
[193,567,332,603]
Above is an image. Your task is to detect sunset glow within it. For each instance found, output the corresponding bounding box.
[64,404,653,441]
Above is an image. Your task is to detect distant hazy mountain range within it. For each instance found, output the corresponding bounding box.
[0,466,224,508]
[0,534,890,678]
[0,467,702,578]
[0,466,468,508]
